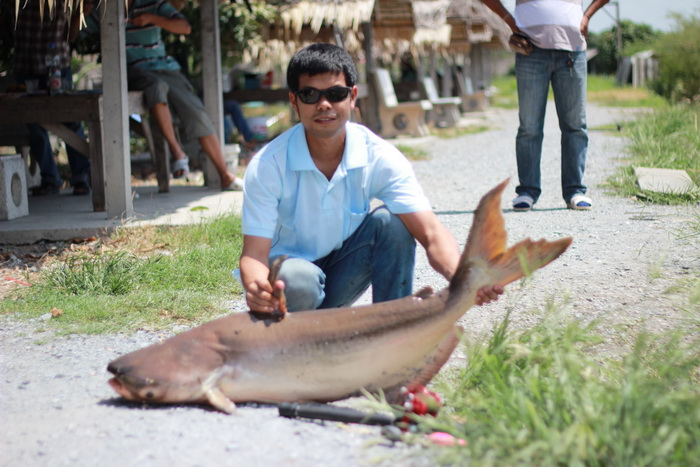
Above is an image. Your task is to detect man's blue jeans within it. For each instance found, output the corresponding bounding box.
[275,206,416,311]
[223,99,253,143]
[18,69,90,187]
[515,47,588,203]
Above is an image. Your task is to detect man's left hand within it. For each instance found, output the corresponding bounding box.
[580,15,590,38]
[127,13,154,27]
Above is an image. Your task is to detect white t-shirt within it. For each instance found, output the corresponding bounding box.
[515,0,587,52]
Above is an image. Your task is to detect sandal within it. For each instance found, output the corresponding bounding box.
[222,178,244,192]
[72,181,91,196]
[31,181,60,196]
[567,194,593,211]
[171,156,190,179]
[512,195,535,212]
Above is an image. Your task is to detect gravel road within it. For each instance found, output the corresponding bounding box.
[2,103,697,466]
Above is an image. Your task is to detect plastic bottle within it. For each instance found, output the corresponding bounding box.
[46,42,62,96]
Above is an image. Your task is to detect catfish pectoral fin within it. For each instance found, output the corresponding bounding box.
[205,387,236,414]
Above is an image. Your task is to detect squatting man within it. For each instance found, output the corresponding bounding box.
[236,43,504,314]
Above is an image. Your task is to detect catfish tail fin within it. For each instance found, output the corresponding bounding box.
[450,179,572,296]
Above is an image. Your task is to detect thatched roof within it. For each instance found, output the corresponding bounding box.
[372,0,451,47]
[446,0,510,51]
[250,0,374,69]
[278,0,375,35]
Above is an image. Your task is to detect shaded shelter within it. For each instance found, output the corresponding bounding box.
[5,0,229,220]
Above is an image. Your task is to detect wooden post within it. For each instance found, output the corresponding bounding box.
[361,21,381,134]
[200,0,224,189]
[101,0,132,218]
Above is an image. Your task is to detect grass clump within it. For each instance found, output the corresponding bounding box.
[415,310,700,465]
[606,104,700,204]
[0,213,244,334]
[42,252,152,296]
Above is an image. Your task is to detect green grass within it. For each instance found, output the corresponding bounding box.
[432,125,491,139]
[490,74,667,109]
[395,144,430,161]
[388,309,700,466]
[0,213,244,334]
[605,104,700,204]
[490,75,519,109]
[588,75,667,108]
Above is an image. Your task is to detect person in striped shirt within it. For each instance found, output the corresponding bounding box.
[483,0,609,211]
[86,0,242,190]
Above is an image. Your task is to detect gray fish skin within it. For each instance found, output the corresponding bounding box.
[107,180,573,414]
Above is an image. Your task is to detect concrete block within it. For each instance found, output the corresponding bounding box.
[634,167,696,194]
[460,91,488,113]
[0,154,29,220]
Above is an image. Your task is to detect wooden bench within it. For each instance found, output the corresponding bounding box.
[0,91,171,195]
[370,68,432,139]
[455,72,489,113]
[421,77,462,128]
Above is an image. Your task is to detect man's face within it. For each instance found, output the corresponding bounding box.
[290,72,357,142]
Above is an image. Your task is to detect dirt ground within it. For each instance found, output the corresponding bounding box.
[1,103,698,466]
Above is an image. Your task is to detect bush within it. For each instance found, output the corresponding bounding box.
[650,13,700,102]
[588,20,659,75]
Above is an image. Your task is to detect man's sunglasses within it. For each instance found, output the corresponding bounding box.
[295,86,353,104]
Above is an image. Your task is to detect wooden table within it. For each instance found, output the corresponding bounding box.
[0,91,151,212]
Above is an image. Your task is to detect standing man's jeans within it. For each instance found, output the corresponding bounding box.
[275,206,417,311]
[515,47,588,203]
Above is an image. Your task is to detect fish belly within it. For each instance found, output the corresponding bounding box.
[217,319,455,403]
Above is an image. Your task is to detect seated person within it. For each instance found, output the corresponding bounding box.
[223,99,255,147]
[13,0,91,196]
[85,0,241,190]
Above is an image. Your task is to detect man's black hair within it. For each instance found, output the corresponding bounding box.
[286,43,358,92]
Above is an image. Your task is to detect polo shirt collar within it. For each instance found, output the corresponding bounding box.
[287,122,369,172]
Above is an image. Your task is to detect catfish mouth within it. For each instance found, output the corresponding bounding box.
[107,362,162,401]
[108,376,134,400]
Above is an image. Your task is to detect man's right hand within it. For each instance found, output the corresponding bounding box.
[245,279,286,314]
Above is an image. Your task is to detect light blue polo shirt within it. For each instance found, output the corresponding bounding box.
[242,122,432,262]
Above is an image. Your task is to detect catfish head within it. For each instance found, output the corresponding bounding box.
[107,331,229,408]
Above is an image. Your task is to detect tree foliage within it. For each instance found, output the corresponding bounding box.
[650,13,700,102]
[163,0,278,79]
[588,20,659,75]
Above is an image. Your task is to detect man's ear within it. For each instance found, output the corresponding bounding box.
[289,92,299,118]
[350,86,359,109]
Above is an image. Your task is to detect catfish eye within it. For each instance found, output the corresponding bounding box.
[145,391,155,399]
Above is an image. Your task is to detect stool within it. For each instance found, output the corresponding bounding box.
[0,154,29,220]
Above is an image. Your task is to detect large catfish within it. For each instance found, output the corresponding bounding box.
[107,180,572,414]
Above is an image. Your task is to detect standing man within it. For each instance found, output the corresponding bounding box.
[85,0,242,190]
[13,0,91,196]
[238,43,502,314]
[482,0,609,211]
